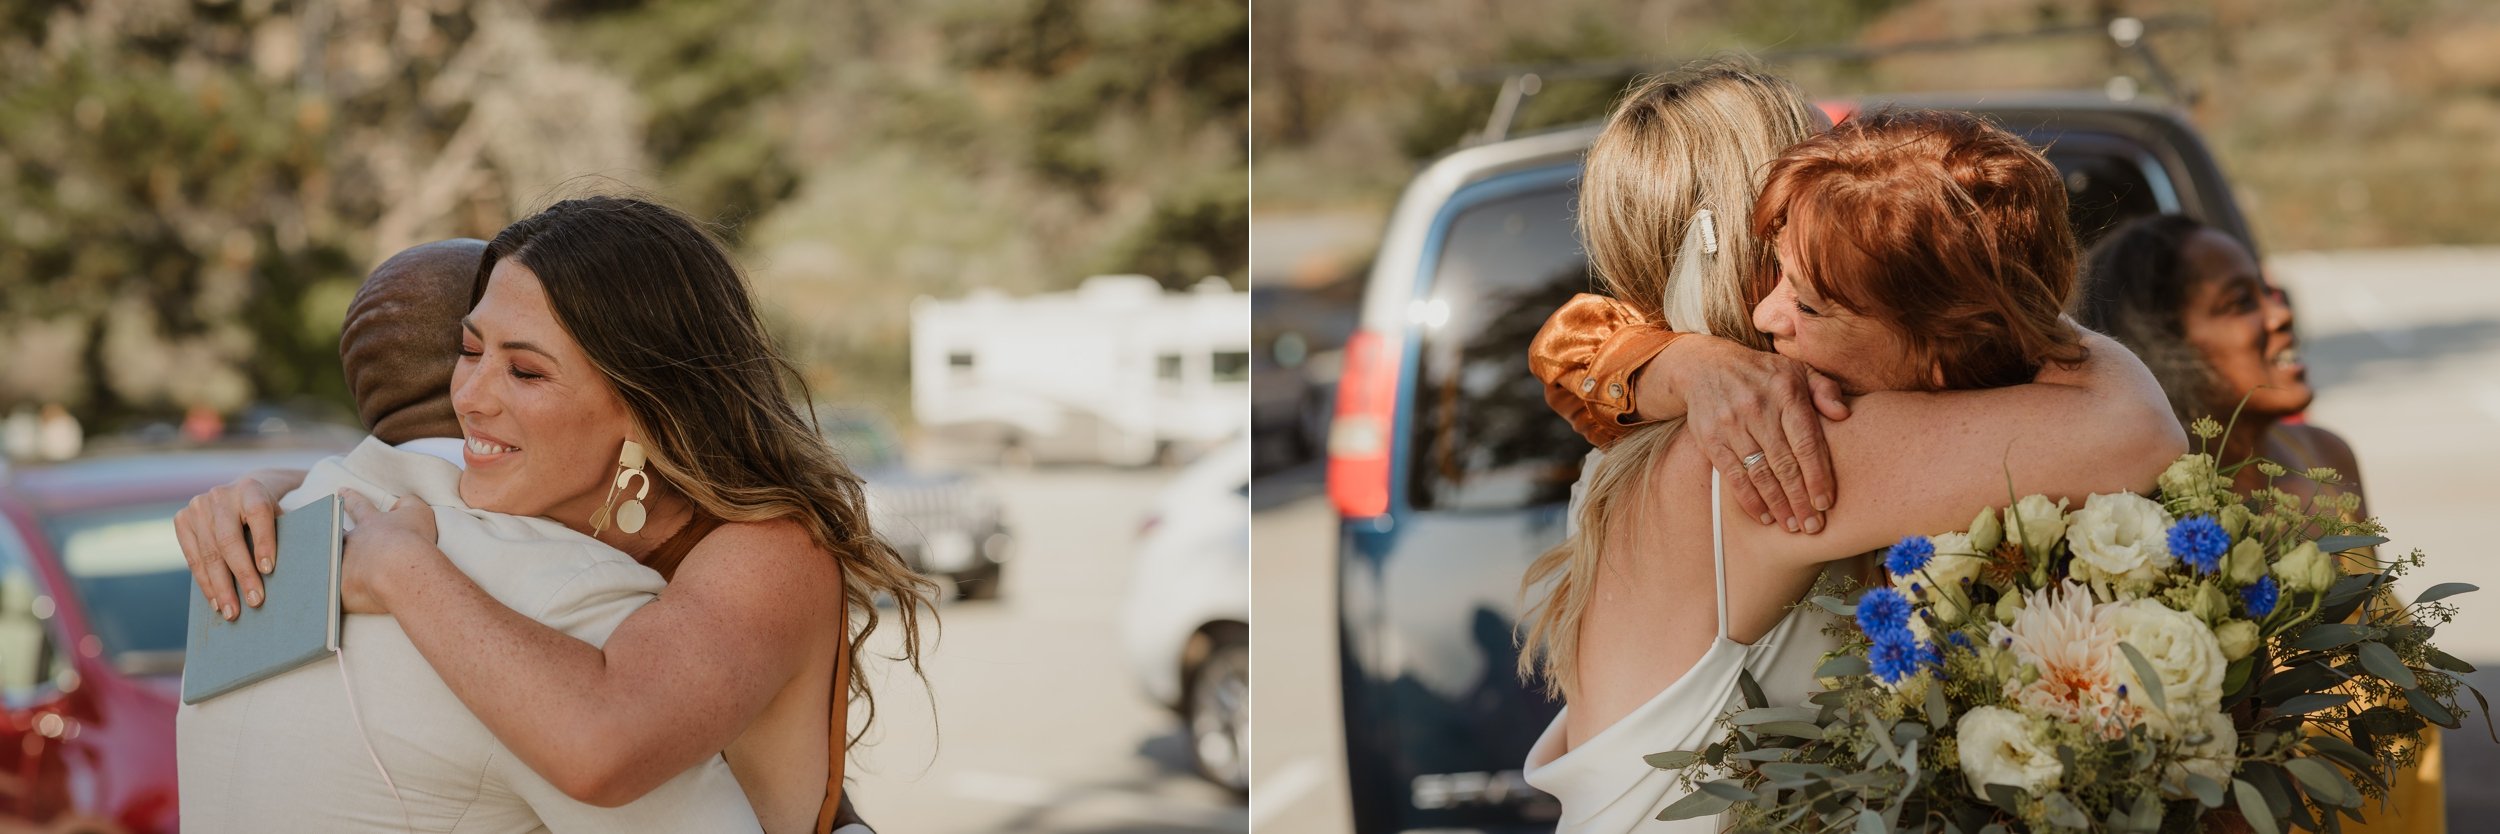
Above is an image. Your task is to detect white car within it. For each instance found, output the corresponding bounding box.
[1121,436,1250,793]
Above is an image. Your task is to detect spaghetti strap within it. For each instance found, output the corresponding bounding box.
[1710,470,1730,641]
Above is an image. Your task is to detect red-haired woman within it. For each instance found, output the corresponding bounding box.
[1517,106,2186,832]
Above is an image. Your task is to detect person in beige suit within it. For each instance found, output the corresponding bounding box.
[178,436,764,833]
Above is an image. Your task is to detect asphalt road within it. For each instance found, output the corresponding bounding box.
[847,465,1248,834]
[1250,247,2500,831]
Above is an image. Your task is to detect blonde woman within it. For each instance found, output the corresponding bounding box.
[1514,71,2184,832]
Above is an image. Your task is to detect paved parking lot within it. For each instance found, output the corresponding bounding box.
[850,465,1248,834]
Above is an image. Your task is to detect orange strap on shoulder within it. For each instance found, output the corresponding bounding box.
[813,596,852,834]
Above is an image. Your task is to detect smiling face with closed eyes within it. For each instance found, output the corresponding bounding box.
[451,257,640,529]
[1749,234,1930,396]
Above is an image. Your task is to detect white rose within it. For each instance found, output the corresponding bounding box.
[1958,706,2063,794]
[2104,598,2227,735]
[1968,505,2005,554]
[2274,541,2338,594]
[2066,493,2177,593]
[2160,709,2240,799]
[2005,494,2069,559]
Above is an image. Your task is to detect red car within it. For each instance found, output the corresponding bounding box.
[0,445,340,834]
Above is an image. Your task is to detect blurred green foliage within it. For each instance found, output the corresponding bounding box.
[0,0,1245,432]
[1255,0,2500,259]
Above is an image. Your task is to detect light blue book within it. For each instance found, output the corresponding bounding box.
[181,494,344,704]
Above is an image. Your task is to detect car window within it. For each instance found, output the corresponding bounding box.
[1211,350,1251,383]
[0,511,64,702]
[2031,133,2176,251]
[44,502,190,677]
[1405,177,1590,512]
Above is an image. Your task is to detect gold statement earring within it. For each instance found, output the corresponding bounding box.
[591,439,651,535]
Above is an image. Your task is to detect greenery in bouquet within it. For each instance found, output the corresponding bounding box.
[1646,416,2488,833]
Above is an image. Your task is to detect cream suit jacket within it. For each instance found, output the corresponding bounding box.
[177,437,759,833]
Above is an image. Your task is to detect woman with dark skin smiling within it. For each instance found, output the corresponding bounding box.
[176,197,933,834]
[2077,214,2442,834]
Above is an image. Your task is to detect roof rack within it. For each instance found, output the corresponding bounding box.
[1445,14,2208,145]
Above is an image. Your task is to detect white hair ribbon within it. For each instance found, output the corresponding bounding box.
[1660,209,1717,333]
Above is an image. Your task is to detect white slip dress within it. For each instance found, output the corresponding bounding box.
[1522,464,1839,833]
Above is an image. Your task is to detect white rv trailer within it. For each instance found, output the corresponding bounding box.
[911,275,1248,466]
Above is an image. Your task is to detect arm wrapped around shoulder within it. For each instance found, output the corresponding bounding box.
[1528,293,1682,448]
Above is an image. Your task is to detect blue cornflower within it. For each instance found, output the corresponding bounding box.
[1868,631,1938,684]
[1857,586,1912,637]
[1885,536,1935,577]
[1944,631,1974,652]
[2168,516,2231,574]
[2243,575,2280,618]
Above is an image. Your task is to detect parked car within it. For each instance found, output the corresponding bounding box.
[1326,94,2257,832]
[1250,280,1360,474]
[1121,436,1250,793]
[0,444,340,834]
[816,408,1013,600]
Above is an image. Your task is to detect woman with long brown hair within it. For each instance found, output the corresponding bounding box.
[179,196,933,834]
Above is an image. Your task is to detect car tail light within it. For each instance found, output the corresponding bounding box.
[1328,328,1398,518]
[1817,100,1858,127]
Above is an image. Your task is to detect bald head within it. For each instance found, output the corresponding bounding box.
[341,239,484,444]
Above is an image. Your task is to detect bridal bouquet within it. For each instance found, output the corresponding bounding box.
[1649,417,2484,834]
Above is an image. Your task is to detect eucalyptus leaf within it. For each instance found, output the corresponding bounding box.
[2224,655,2255,699]
[1658,787,1737,821]
[1762,762,1839,784]
[1925,678,1951,728]
[2042,792,2090,829]
[2130,790,2164,833]
[1855,808,1887,834]
[1812,595,1857,617]
[1754,720,1828,740]
[1900,739,1921,789]
[2315,535,2389,553]
[2285,758,2362,808]
[1733,706,1821,726]
[2259,661,2346,702]
[2305,736,2384,787]
[1644,750,1702,770]
[2356,641,2418,688]
[2290,623,2374,651]
[2119,642,2167,710]
[2233,779,2282,834]
[2273,692,2354,716]
[1739,667,1769,710]
[1698,781,1758,802]
[1818,654,1871,678]
[2427,648,2477,674]
[2405,688,2460,728]
[1983,783,2027,811]
[2465,682,2500,744]
[1732,746,1795,762]
[2184,773,2226,808]
[2415,582,2479,605]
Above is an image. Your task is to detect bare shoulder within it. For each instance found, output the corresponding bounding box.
[677,517,845,601]
[2275,423,2363,476]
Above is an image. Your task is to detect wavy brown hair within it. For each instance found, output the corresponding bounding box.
[475,195,936,746]
[1752,108,2089,389]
